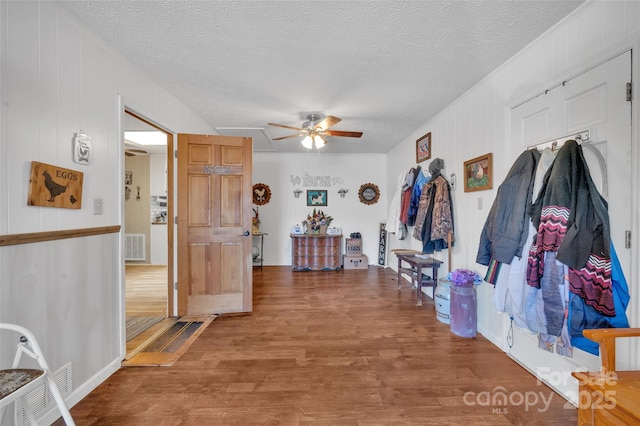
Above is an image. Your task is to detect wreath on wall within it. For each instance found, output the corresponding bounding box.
[253,183,271,205]
[358,183,380,205]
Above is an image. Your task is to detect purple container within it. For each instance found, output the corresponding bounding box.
[449,283,477,338]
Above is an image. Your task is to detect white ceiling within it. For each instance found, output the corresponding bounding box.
[59,0,584,154]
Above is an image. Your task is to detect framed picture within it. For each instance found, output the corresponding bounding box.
[416,132,431,163]
[307,190,327,206]
[463,153,493,192]
[125,171,133,185]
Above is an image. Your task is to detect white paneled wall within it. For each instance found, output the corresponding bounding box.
[386,0,640,402]
[0,1,213,418]
[253,152,387,265]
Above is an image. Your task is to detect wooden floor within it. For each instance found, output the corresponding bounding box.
[60,266,577,425]
[125,264,168,318]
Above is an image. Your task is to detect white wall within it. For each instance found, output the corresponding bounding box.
[0,1,213,420]
[253,152,387,265]
[386,0,640,402]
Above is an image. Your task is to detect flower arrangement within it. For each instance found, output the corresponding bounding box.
[447,268,482,286]
[305,209,333,231]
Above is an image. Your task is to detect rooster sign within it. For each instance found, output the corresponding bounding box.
[252,183,271,206]
[28,161,83,209]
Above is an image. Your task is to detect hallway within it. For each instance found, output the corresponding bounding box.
[61,266,577,425]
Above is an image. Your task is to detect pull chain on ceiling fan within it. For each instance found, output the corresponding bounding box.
[268,113,363,149]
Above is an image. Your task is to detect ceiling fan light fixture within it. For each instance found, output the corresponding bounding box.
[301,135,313,149]
[313,135,326,148]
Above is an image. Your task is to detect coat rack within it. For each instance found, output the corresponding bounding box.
[527,130,589,151]
[527,129,608,199]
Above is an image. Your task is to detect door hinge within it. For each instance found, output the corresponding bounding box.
[174,282,178,290]
[625,230,631,249]
[174,216,178,224]
[626,82,632,101]
[174,150,178,158]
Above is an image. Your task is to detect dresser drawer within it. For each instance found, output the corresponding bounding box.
[290,234,343,271]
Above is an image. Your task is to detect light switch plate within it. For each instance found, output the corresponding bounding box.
[93,198,103,215]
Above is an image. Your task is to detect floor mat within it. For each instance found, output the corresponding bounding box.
[126,316,164,342]
[122,316,214,367]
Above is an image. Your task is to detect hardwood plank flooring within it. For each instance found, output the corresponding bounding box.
[125,264,168,318]
[60,266,577,425]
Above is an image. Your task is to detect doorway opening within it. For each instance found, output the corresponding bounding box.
[123,111,175,350]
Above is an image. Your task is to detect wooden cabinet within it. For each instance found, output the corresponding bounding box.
[291,234,343,271]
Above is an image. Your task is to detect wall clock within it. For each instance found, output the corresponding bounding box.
[358,183,380,205]
[253,183,271,205]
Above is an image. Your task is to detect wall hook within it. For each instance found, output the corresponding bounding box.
[293,189,303,198]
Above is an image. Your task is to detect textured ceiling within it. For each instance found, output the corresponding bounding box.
[59,1,584,154]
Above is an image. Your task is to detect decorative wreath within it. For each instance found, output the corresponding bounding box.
[358,183,380,205]
[252,183,271,205]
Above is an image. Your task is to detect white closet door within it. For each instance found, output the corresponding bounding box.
[509,50,632,405]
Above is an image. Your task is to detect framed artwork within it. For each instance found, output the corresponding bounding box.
[416,132,431,163]
[358,182,380,205]
[124,171,133,185]
[252,182,272,205]
[463,153,493,192]
[306,190,327,206]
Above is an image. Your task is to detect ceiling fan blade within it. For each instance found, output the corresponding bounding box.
[267,122,304,131]
[324,130,363,138]
[272,134,303,141]
[125,148,149,155]
[315,115,341,130]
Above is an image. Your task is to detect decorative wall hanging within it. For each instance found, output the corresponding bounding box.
[253,183,271,205]
[307,190,327,206]
[28,161,84,209]
[358,183,380,205]
[416,132,432,163]
[73,132,92,165]
[293,189,303,198]
[125,171,133,185]
[463,153,493,192]
[338,188,348,198]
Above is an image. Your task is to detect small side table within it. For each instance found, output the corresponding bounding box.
[394,250,443,306]
[252,232,267,268]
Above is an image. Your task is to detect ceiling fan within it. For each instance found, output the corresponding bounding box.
[268,113,363,149]
[124,147,148,156]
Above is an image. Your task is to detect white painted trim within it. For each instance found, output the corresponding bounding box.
[37,357,121,425]
[117,94,126,361]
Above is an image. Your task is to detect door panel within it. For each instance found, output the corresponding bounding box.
[510,50,632,404]
[178,134,253,316]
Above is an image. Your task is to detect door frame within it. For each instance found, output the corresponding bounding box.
[118,99,177,359]
[123,109,175,316]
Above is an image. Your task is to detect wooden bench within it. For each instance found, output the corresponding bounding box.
[572,328,640,425]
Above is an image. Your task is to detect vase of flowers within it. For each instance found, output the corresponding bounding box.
[304,209,333,234]
[447,268,481,338]
[447,268,482,287]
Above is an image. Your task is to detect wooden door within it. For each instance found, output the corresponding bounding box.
[177,134,253,315]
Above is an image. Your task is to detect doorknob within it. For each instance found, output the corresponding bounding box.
[238,230,250,237]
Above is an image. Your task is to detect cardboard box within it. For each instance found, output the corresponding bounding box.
[345,238,362,257]
[343,254,368,270]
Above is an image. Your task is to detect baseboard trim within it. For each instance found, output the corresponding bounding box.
[37,357,121,425]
